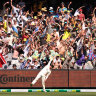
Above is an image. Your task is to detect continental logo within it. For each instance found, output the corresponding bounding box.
[0,74,35,84]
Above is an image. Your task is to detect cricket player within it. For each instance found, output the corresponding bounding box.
[30,60,52,92]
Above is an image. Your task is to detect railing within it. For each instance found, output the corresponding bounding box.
[0,69,96,88]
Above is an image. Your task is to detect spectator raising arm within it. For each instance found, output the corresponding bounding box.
[68,1,72,9]
[3,2,9,7]
[92,7,96,25]
[11,0,20,17]
[11,0,14,8]
[93,7,96,16]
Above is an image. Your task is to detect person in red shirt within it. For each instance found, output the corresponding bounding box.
[78,9,85,21]
[22,31,29,43]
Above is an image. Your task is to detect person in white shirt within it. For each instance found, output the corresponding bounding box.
[32,60,40,69]
[11,0,20,17]
[7,22,13,34]
[0,33,14,47]
[53,56,62,69]
[30,60,52,92]
[13,20,18,28]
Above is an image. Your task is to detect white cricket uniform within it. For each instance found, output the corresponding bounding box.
[32,60,52,92]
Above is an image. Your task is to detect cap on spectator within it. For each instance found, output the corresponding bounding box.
[49,7,53,10]
[85,44,89,48]
[67,10,70,13]
[79,9,83,12]
[4,14,7,17]
[53,15,59,18]
[13,18,16,21]
[2,31,5,33]
[34,16,37,19]
[41,7,47,12]
[8,15,12,18]
[25,30,29,33]
[19,57,24,60]
[49,7,54,13]
[31,22,35,26]
[61,58,65,61]
[0,23,3,26]
[34,59,38,62]
[27,57,32,61]
[19,22,22,25]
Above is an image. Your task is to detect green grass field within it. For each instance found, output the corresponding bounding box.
[0,92,96,96]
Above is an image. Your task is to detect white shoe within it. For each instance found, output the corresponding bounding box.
[43,90,47,92]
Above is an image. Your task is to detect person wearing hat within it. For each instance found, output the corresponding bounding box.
[34,16,37,20]
[78,8,85,21]
[74,6,85,17]
[19,56,25,68]
[32,59,40,69]
[19,56,24,60]
[49,7,54,16]
[64,11,71,20]
[49,7,54,13]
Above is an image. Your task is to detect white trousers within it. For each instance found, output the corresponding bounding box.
[32,71,51,92]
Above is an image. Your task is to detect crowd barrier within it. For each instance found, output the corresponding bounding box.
[0,70,96,88]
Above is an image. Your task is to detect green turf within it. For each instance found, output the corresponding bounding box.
[0,92,96,96]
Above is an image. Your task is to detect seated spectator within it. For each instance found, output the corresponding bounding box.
[20,57,31,69]
[13,64,17,70]
[32,59,40,69]
[53,56,62,69]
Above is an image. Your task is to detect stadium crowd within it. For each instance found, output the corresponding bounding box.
[0,0,96,70]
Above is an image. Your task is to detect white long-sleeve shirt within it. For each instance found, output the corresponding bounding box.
[38,60,52,76]
[74,9,80,16]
